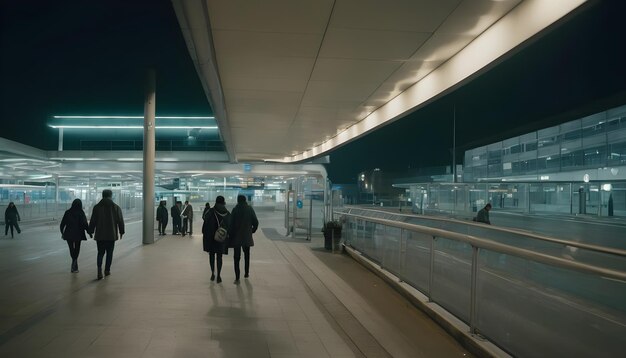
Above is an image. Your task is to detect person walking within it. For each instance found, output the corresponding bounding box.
[202,196,229,283]
[4,202,21,238]
[181,200,194,236]
[171,201,181,235]
[156,200,168,235]
[473,203,492,225]
[228,195,258,284]
[60,199,91,273]
[88,189,125,280]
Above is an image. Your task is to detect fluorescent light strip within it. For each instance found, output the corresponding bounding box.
[53,116,214,119]
[49,126,217,129]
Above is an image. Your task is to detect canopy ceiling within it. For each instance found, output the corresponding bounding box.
[172,0,586,163]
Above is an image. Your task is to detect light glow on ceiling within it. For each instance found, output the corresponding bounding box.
[53,116,214,119]
[49,125,217,129]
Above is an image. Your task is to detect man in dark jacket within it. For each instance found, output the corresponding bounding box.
[474,203,492,225]
[228,195,258,284]
[171,202,181,235]
[156,201,168,235]
[4,202,21,238]
[181,200,194,236]
[89,189,125,280]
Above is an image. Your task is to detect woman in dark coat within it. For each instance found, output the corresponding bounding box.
[4,202,21,238]
[228,195,258,284]
[60,199,91,273]
[202,196,229,283]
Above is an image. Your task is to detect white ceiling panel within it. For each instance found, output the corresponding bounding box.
[175,0,583,162]
[207,0,334,33]
[437,0,522,36]
[311,58,401,83]
[319,28,431,60]
[220,75,308,93]
[331,0,461,32]
[212,30,322,58]
[218,56,315,81]
[303,81,380,103]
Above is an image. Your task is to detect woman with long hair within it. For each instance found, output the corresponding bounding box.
[60,199,91,273]
[202,196,229,283]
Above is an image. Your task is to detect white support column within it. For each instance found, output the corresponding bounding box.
[58,128,64,151]
[143,69,156,245]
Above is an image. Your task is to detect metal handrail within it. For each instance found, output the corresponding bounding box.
[337,207,626,257]
[338,211,626,282]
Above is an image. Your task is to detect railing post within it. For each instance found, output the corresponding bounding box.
[470,245,479,335]
[428,235,435,301]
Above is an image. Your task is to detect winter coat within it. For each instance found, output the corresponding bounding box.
[60,208,90,241]
[5,205,20,223]
[227,202,258,248]
[88,198,125,241]
[475,208,491,225]
[202,203,230,254]
[171,205,181,223]
[156,205,168,222]
[181,204,193,220]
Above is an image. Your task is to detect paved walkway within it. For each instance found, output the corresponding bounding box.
[0,210,471,357]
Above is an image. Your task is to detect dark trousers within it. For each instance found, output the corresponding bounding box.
[181,218,188,236]
[158,219,168,234]
[5,221,21,237]
[172,219,181,234]
[96,240,115,271]
[187,218,193,234]
[233,246,250,280]
[67,240,82,260]
[209,252,222,276]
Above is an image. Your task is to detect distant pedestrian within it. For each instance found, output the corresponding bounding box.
[60,199,91,273]
[171,201,181,235]
[181,200,194,236]
[203,196,229,283]
[4,202,21,238]
[228,195,258,284]
[156,200,168,235]
[89,189,125,280]
[202,202,211,221]
[473,203,492,225]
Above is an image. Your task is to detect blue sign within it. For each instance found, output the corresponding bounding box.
[296,200,303,209]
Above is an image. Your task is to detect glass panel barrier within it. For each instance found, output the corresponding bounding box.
[431,237,472,323]
[401,230,432,293]
[477,250,626,358]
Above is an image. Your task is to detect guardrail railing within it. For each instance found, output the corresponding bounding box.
[336,210,626,358]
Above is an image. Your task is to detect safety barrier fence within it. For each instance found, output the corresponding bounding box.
[336,209,626,358]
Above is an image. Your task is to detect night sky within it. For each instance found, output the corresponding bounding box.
[2,1,626,183]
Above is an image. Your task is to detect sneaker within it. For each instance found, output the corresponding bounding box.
[97,270,103,280]
[104,271,111,277]
[216,276,222,283]
[210,274,215,281]
[234,279,240,285]
[244,273,249,278]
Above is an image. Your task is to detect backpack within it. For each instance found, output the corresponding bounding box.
[213,212,228,243]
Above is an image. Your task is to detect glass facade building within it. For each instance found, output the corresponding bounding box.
[464,105,626,182]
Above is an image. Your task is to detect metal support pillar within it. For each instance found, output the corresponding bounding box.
[58,128,64,151]
[142,69,156,245]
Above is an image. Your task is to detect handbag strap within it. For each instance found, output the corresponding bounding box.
[213,211,222,226]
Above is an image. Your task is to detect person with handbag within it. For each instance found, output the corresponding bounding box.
[227,195,258,284]
[202,196,229,283]
[60,199,92,272]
